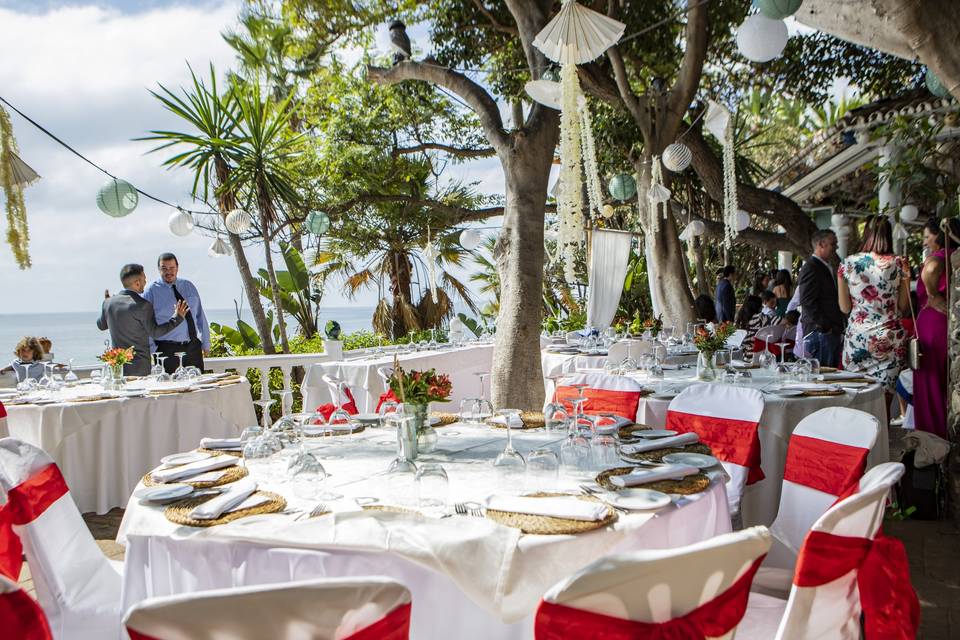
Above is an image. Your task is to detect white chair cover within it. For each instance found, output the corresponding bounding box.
[666,385,765,515]
[726,329,749,348]
[0,401,7,438]
[123,576,411,640]
[322,373,353,405]
[536,527,771,640]
[754,324,785,344]
[1,572,52,640]
[604,341,629,365]
[553,372,647,422]
[0,438,122,640]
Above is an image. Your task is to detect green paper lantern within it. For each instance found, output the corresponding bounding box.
[608,173,637,201]
[756,0,802,20]
[926,68,950,98]
[96,178,138,218]
[305,211,330,235]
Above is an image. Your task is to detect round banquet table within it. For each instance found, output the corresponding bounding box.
[4,380,256,514]
[304,343,494,413]
[622,368,889,527]
[541,347,700,398]
[117,425,731,639]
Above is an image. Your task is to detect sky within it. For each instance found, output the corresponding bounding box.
[0,0,508,314]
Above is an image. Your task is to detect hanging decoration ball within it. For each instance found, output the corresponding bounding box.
[900,204,920,223]
[167,209,194,237]
[207,236,232,258]
[96,178,139,218]
[648,183,671,205]
[925,68,950,98]
[608,173,637,201]
[662,142,693,173]
[459,228,483,251]
[601,204,615,219]
[305,211,331,236]
[735,210,751,231]
[225,209,253,234]
[736,14,788,63]
[756,0,803,20]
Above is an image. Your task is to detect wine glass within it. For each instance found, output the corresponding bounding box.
[150,354,163,379]
[757,336,777,371]
[156,356,172,382]
[543,398,569,433]
[242,436,273,478]
[526,448,560,492]
[64,358,79,383]
[560,419,591,477]
[253,398,276,430]
[492,409,526,493]
[378,399,400,427]
[384,414,419,506]
[416,463,449,517]
[590,416,620,471]
[276,389,295,418]
[288,450,342,501]
[427,328,439,350]
[172,352,188,380]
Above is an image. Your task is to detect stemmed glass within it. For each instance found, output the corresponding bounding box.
[253,398,276,430]
[384,414,418,506]
[427,328,439,350]
[560,416,591,477]
[328,380,353,430]
[492,409,526,494]
[543,396,570,433]
[156,356,172,382]
[416,463,449,517]
[37,363,54,390]
[276,389,295,418]
[526,448,560,492]
[590,415,620,470]
[150,354,163,379]
[620,341,639,372]
[459,372,492,424]
[64,358,79,383]
[757,336,777,371]
[172,352,188,381]
[288,450,342,501]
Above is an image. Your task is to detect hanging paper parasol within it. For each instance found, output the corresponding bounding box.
[525,80,587,110]
[533,0,626,64]
[8,152,39,187]
[208,235,232,258]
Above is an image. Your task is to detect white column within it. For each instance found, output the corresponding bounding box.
[878,144,901,218]
[776,225,792,270]
[831,214,850,259]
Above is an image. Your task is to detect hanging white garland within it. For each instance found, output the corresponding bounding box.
[557,63,585,282]
[579,101,603,218]
[424,225,439,304]
[722,121,739,248]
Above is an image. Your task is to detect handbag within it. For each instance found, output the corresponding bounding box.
[906,271,921,370]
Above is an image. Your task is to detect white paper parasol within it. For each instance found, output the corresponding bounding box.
[533,0,626,65]
[525,80,587,110]
[9,151,40,187]
[704,100,732,143]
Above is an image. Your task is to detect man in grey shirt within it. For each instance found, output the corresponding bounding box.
[97,263,188,376]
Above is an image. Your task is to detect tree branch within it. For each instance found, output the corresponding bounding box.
[696,219,804,253]
[393,142,496,158]
[367,61,510,151]
[503,0,550,79]
[605,47,652,141]
[328,193,503,225]
[470,0,518,35]
[663,0,708,146]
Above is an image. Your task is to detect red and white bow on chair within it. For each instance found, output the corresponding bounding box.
[313,386,360,422]
[783,435,868,497]
[0,462,68,581]
[554,374,645,421]
[535,556,765,640]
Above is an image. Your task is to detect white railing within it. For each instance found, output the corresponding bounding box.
[206,352,335,401]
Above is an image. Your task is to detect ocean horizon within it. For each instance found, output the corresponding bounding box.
[0,306,377,366]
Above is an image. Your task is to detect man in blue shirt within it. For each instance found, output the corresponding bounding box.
[714,264,737,323]
[143,253,210,373]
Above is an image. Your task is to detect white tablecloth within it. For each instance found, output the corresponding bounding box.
[5,382,256,514]
[118,426,730,639]
[541,348,700,398]
[304,344,495,413]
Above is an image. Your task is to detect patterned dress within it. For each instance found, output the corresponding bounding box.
[838,252,906,390]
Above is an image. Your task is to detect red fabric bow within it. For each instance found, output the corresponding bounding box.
[0,400,6,419]
[794,530,919,639]
[0,587,52,640]
[783,435,868,496]
[554,386,641,421]
[376,389,400,413]
[665,410,765,484]
[534,556,764,639]
[313,386,359,423]
[0,463,69,581]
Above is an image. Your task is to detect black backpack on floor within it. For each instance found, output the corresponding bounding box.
[896,450,944,520]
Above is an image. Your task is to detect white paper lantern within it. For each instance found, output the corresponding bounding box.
[459,228,483,250]
[736,14,788,63]
[167,209,194,237]
[900,204,919,223]
[662,142,692,173]
[689,220,706,236]
[601,204,615,218]
[735,210,751,231]
[207,236,232,258]
[647,183,671,204]
[225,209,253,234]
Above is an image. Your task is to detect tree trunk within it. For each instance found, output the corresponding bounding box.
[258,209,291,354]
[693,236,709,295]
[388,249,416,339]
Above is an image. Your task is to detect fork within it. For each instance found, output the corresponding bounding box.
[295,503,328,521]
[579,484,628,514]
[454,502,468,516]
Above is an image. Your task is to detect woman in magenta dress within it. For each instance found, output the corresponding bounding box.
[913,217,959,438]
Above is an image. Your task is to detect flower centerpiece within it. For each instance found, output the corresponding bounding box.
[642,314,664,339]
[693,322,735,381]
[98,346,134,389]
[388,360,452,456]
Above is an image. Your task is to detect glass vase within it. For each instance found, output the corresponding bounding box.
[409,402,438,454]
[696,351,717,382]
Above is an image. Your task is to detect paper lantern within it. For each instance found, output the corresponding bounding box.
[608,173,637,201]
[926,68,950,98]
[756,0,803,20]
[736,14,788,63]
[704,100,731,143]
[459,228,483,250]
[648,183,671,204]
[679,220,706,242]
[533,1,626,65]
[225,209,253,234]
[735,210,751,231]
[96,178,138,218]
[305,211,330,236]
[900,204,919,223]
[207,236,232,258]
[600,204,615,219]
[167,209,194,237]
[662,142,692,173]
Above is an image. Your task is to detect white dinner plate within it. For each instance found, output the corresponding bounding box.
[633,429,677,439]
[662,452,719,469]
[773,389,804,397]
[610,488,672,511]
[429,416,441,426]
[353,413,382,423]
[160,451,211,467]
[133,483,193,502]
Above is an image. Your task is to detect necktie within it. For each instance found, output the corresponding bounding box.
[171,283,198,342]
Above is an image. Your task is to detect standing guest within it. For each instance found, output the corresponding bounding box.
[837,216,910,408]
[97,264,188,376]
[735,295,764,354]
[694,294,717,324]
[912,217,960,438]
[714,265,737,323]
[772,269,793,317]
[1,337,45,381]
[798,229,845,367]
[144,253,210,373]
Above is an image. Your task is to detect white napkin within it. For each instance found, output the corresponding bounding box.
[621,432,699,454]
[180,470,228,483]
[610,463,700,488]
[484,495,609,521]
[200,437,243,450]
[189,478,258,520]
[819,372,872,381]
[151,454,238,483]
[780,383,842,392]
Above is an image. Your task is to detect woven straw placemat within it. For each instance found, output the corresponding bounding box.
[148,388,193,396]
[484,492,617,535]
[596,467,711,494]
[164,490,285,527]
[620,442,714,463]
[816,378,873,385]
[430,412,459,426]
[486,411,546,430]
[196,447,243,458]
[362,504,421,516]
[618,424,653,440]
[800,388,846,397]
[143,464,248,488]
[304,423,366,438]
[818,367,838,374]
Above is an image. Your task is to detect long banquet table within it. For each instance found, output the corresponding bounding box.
[118,424,730,639]
[304,343,495,413]
[4,380,256,514]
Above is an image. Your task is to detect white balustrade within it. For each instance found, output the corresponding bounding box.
[205,353,335,402]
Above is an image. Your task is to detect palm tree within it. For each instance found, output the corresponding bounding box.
[138,64,276,353]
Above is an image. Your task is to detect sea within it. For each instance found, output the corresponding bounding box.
[0,306,376,366]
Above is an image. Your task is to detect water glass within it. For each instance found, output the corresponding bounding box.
[526,448,560,492]
[543,401,569,433]
[242,436,273,478]
[288,450,341,500]
[383,457,418,508]
[416,463,449,516]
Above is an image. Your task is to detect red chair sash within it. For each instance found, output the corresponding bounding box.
[665,411,765,484]
[0,401,6,419]
[794,530,919,639]
[376,389,400,413]
[535,556,764,640]
[554,386,641,421]
[784,435,869,496]
[314,386,360,423]
[0,588,52,640]
[0,463,68,581]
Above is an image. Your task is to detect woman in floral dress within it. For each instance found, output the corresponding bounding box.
[837,217,911,396]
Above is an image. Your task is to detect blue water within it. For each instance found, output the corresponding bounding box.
[0,307,376,366]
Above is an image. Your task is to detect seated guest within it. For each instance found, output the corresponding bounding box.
[759,290,778,322]
[1,337,45,381]
[781,310,800,343]
[735,295,764,354]
[37,337,54,362]
[694,294,717,323]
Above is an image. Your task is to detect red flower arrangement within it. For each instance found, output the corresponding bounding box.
[693,322,736,354]
[98,347,134,367]
[389,365,452,404]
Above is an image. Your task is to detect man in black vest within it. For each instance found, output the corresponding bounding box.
[798,229,845,367]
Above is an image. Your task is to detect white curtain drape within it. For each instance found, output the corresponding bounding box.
[586,229,633,329]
